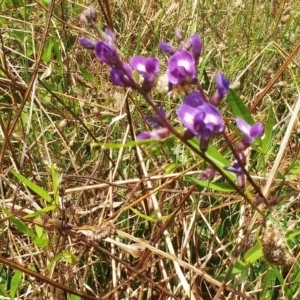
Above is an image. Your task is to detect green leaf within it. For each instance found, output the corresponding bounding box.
[261,107,275,154]
[286,229,300,241]
[70,294,81,300]
[130,208,156,222]
[272,265,284,284]
[130,208,176,222]
[206,145,231,165]
[10,170,52,203]
[227,89,254,124]
[80,66,95,82]
[244,241,263,263]
[218,260,247,281]
[32,237,48,248]
[185,176,235,192]
[69,282,81,300]
[164,163,181,174]
[10,270,22,299]
[23,206,57,219]
[40,0,51,6]
[42,38,53,63]
[260,268,277,299]
[35,223,45,238]
[48,251,77,268]
[271,265,293,298]
[205,145,236,181]
[0,285,9,297]
[288,162,300,175]
[290,264,300,295]
[10,217,37,239]
[51,165,60,205]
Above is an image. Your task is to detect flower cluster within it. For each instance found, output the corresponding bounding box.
[79,6,264,188]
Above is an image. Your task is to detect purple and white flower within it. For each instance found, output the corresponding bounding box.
[167,50,196,85]
[130,56,159,91]
[177,91,224,151]
[236,117,264,147]
[137,127,170,140]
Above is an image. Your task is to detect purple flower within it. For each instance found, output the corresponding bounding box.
[167,50,196,85]
[103,28,115,44]
[185,34,202,62]
[225,162,243,176]
[177,91,224,151]
[224,162,245,188]
[80,6,98,25]
[159,41,177,55]
[79,38,97,50]
[216,72,230,97]
[200,167,216,180]
[236,117,264,146]
[144,107,166,128]
[95,40,121,67]
[130,56,159,82]
[210,72,230,106]
[110,63,133,87]
[175,28,184,42]
[137,127,170,140]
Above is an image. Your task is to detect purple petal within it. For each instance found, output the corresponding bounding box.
[110,64,133,87]
[189,34,202,61]
[137,132,152,140]
[193,111,206,134]
[130,56,159,81]
[79,38,96,49]
[144,107,166,128]
[193,104,224,135]
[236,117,264,145]
[225,162,244,176]
[250,122,264,138]
[167,50,196,84]
[183,91,206,107]
[200,167,216,180]
[201,104,224,133]
[137,128,170,140]
[177,102,200,135]
[95,41,120,66]
[175,28,184,42]
[216,72,230,97]
[159,41,177,55]
[145,58,159,75]
[236,117,251,136]
[104,28,115,44]
[199,135,211,152]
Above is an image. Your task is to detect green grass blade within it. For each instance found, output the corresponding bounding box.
[23,205,57,219]
[261,107,275,154]
[244,241,263,263]
[227,89,254,124]
[9,217,37,239]
[185,176,235,192]
[10,170,52,203]
[10,270,22,300]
